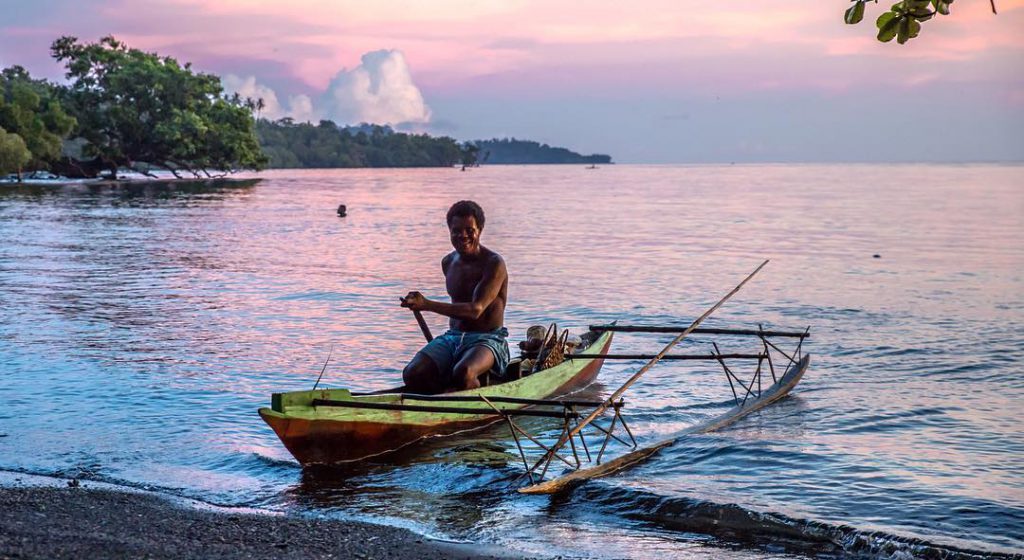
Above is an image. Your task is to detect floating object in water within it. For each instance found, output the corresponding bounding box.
[873,254,881,258]
[337,204,347,217]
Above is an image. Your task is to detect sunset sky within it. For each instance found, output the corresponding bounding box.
[2,0,1022,162]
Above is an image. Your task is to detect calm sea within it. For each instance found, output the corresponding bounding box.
[1,165,1022,558]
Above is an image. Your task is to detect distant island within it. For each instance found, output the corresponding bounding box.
[474,138,611,165]
[256,120,613,169]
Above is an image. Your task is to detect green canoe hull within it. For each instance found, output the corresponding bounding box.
[259,330,613,465]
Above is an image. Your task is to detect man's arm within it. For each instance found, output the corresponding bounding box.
[401,256,506,320]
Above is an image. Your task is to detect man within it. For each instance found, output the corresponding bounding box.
[400,200,509,393]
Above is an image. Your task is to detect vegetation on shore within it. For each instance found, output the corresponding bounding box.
[256,120,469,168]
[255,121,610,168]
[1,36,265,181]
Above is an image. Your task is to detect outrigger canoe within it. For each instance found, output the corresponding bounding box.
[261,260,811,492]
[259,329,614,465]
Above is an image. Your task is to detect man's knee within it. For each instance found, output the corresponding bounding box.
[452,362,471,383]
[402,362,420,385]
[452,359,488,389]
[404,354,440,392]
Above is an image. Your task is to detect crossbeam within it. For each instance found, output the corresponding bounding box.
[589,325,809,338]
[570,353,767,360]
[393,394,617,407]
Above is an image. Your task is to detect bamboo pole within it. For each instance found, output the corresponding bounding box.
[589,326,808,338]
[570,353,766,360]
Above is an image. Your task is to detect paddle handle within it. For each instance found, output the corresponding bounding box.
[413,310,433,342]
[400,295,434,342]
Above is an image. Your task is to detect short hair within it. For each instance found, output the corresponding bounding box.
[446,200,485,229]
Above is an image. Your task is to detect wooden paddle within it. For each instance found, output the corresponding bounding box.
[413,309,433,342]
[399,296,434,342]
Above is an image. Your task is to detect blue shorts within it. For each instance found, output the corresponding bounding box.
[418,327,510,383]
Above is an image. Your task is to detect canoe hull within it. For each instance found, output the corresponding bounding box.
[260,331,612,465]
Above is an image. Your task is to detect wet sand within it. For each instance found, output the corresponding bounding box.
[0,485,525,559]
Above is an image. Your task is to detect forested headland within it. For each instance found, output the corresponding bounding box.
[1,36,611,182]
[256,120,465,168]
[255,121,613,168]
[473,138,611,165]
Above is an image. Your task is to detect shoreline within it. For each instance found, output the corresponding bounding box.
[0,474,528,560]
[0,176,260,188]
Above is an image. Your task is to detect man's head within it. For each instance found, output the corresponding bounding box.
[446,200,485,255]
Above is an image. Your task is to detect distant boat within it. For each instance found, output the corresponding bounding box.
[586,164,598,169]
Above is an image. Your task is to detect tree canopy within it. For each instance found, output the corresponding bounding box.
[256,119,463,168]
[50,36,266,178]
[0,126,32,176]
[0,66,76,173]
[845,0,996,44]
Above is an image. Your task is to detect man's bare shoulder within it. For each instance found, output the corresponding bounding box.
[442,251,457,270]
[480,247,506,271]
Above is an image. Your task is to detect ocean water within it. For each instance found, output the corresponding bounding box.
[1,165,1022,558]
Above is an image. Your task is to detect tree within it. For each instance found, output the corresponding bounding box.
[50,36,267,178]
[459,142,479,169]
[844,0,997,44]
[0,66,76,172]
[0,126,32,179]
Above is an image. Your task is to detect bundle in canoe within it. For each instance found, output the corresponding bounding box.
[258,329,614,465]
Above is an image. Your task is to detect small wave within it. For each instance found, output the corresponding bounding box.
[827,406,962,435]
[272,290,353,302]
[569,485,1023,559]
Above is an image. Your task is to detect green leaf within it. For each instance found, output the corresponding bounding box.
[897,16,913,43]
[845,1,866,24]
[936,0,951,15]
[877,12,901,42]
[908,17,922,37]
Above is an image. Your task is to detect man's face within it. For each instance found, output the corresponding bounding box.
[449,215,481,255]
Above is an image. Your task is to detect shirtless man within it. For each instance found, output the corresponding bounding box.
[400,201,509,393]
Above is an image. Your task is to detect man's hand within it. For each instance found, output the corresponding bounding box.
[400,291,427,311]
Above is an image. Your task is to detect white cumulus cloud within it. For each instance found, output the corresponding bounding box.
[221,50,431,127]
[319,50,432,126]
[221,74,315,122]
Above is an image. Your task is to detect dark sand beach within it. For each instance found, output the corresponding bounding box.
[0,484,524,559]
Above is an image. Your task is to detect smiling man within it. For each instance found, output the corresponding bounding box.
[400,200,509,393]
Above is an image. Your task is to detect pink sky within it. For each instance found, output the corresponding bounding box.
[1,0,1022,162]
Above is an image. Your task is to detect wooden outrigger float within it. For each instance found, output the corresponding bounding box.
[260,259,811,492]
